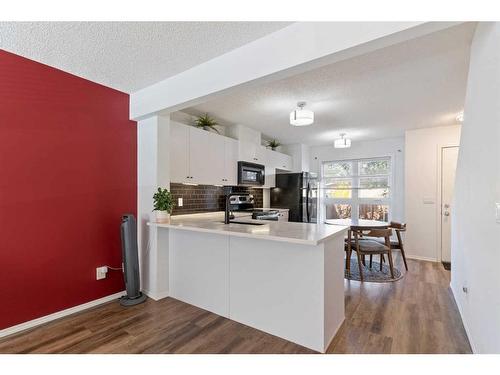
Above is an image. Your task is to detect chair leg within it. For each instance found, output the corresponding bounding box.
[369,254,373,269]
[380,254,383,271]
[387,250,395,279]
[345,249,352,276]
[346,230,353,276]
[356,250,364,282]
[362,254,366,266]
[396,230,408,271]
[400,247,408,271]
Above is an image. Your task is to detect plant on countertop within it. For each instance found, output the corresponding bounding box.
[266,139,281,151]
[194,113,220,133]
[153,187,174,214]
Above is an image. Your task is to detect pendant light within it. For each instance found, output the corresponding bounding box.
[290,101,314,126]
[334,133,352,148]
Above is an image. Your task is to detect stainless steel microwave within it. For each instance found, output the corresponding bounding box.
[237,161,265,186]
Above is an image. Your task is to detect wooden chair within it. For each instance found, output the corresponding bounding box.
[370,222,408,271]
[349,228,395,281]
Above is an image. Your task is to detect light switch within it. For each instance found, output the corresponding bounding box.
[178,197,183,207]
[496,202,500,223]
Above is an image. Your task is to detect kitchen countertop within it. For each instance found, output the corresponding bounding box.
[148,211,347,245]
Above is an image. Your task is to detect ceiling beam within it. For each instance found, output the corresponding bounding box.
[130,22,462,121]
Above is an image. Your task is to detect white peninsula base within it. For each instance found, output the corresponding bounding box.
[149,213,347,353]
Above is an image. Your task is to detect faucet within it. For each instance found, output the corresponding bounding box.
[225,193,239,224]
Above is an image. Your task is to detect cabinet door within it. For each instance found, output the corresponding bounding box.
[170,122,190,183]
[189,127,225,185]
[224,138,238,185]
[261,148,275,188]
[238,141,258,163]
[274,152,293,171]
[255,146,267,164]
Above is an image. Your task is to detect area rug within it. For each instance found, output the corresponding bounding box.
[345,258,404,282]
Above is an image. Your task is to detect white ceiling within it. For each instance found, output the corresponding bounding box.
[183,23,476,146]
[0,21,291,93]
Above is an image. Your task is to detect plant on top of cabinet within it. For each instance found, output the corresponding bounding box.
[194,113,220,134]
[266,139,281,151]
[153,187,174,223]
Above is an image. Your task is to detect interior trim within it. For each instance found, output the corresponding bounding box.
[0,291,125,339]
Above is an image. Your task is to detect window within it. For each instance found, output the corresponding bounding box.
[322,157,391,221]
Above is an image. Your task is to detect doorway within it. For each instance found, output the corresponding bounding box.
[440,146,459,269]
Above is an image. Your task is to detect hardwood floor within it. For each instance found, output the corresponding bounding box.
[0,255,471,354]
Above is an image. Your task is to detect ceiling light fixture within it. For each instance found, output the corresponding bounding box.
[456,111,464,123]
[290,101,314,126]
[334,133,352,149]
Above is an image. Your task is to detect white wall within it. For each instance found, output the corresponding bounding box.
[451,23,500,354]
[404,125,461,261]
[309,137,405,223]
[137,115,170,300]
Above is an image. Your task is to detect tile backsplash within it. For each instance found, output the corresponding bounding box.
[170,183,264,215]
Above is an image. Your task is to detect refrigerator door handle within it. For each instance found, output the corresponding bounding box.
[306,182,311,222]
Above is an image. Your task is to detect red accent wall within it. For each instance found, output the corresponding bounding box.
[0,50,137,330]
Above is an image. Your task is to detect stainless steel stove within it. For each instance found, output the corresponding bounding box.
[229,194,280,221]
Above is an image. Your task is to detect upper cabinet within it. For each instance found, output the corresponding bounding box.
[169,121,292,187]
[270,150,293,171]
[170,122,238,185]
[170,122,190,184]
[224,138,238,185]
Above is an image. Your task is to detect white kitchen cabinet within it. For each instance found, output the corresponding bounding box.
[170,122,190,183]
[170,122,292,187]
[261,148,292,188]
[224,138,238,185]
[189,127,225,185]
[270,150,293,171]
[239,141,266,164]
[170,122,237,186]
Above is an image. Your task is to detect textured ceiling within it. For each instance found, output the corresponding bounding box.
[0,21,291,93]
[184,23,476,146]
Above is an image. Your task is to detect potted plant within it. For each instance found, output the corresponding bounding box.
[153,187,174,223]
[194,113,220,133]
[266,139,281,151]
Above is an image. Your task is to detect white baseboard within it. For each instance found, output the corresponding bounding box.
[142,289,169,301]
[450,284,477,353]
[405,254,439,262]
[0,290,125,339]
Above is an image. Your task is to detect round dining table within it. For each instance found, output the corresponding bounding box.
[325,219,390,276]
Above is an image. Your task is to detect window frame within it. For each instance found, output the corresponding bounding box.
[321,156,393,222]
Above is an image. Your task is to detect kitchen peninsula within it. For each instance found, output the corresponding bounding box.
[148,212,348,352]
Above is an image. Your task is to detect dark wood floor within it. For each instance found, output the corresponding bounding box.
[0,255,471,354]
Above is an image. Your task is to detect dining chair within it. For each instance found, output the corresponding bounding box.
[349,228,395,281]
[370,222,408,271]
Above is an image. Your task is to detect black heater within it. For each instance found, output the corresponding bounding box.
[119,214,147,306]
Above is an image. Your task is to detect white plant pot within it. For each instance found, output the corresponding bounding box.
[156,211,171,224]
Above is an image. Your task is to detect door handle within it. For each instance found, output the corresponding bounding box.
[444,212,450,216]
[444,203,450,209]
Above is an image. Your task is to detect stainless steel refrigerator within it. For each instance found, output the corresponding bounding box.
[270,172,318,223]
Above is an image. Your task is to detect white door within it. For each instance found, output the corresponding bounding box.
[441,146,459,263]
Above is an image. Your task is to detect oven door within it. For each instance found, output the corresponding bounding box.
[238,161,265,186]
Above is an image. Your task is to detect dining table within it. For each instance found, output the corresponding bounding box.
[325,218,390,276]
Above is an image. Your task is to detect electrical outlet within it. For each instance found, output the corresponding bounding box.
[178,197,183,207]
[96,266,108,280]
